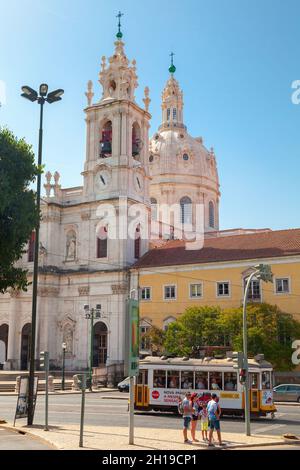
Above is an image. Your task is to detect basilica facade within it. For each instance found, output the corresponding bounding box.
[0,31,220,382]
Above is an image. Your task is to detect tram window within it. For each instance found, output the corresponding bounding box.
[262,371,271,390]
[250,373,259,389]
[195,372,208,390]
[209,372,222,390]
[153,370,166,388]
[138,370,148,385]
[167,370,179,388]
[224,372,237,391]
[181,371,194,389]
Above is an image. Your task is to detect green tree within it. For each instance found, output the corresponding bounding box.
[164,306,222,356]
[0,128,39,293]
[142,325,166,354]
[163,303,300,370]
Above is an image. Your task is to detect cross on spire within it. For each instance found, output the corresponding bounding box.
[116,11,124,39]
[169,52,176,74]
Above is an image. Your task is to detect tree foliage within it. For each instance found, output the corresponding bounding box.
[0,128,39,293]
[162,303,300,371]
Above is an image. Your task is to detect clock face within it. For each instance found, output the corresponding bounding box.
[96,170,111,191]
[134,173,144,193]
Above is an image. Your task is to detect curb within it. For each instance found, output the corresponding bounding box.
[0,388,119,397]
[0,423,290,451]
[0,423,58,450]
[274,402,300,406]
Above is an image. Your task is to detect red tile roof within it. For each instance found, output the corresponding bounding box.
[134,229,300,269]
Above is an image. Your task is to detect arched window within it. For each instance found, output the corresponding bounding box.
[93,322,108,366]
[20,323,31,370]
[100,121,112,158]
[97,226,108,258]
[150,198,158,221]
[134,225,141,259]
[180,196,192,224]
[167,108,170,121]
[132,122,141,157]
[28,231,35,262]
[172,108,177,120]
[0,324,8,362]
[209,201,215,228]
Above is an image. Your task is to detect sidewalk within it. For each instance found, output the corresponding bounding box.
[0,422,290,451]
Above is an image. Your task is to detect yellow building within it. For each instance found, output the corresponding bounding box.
[131,228,300,334]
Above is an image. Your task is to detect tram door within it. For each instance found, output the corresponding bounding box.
[135,370,149,407]
[250,372,259,412]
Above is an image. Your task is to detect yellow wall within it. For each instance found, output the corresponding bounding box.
[138,259,300,328]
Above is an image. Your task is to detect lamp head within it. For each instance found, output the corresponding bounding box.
[47,88,64,103]
[21,86,38,102]
[39,83,49,97]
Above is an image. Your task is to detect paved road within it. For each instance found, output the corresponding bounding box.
[0,428,52,450]
[0,392,299,438]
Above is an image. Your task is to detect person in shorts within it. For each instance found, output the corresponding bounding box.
[179,391,193,444]
[207,393,223,447]
[199,402,209,441]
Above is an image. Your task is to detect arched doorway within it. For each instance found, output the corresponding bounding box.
[0,324,8,364]
[93,322,108,367]
[20,323,31,370]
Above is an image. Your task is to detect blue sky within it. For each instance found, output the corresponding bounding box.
[1,0,299,231]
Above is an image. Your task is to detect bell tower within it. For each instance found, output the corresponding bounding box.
[82,14,151,266]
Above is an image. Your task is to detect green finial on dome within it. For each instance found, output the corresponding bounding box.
[116,11,124,39]
[169,52,176,74]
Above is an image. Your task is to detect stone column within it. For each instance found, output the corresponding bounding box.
[6,289,20,370]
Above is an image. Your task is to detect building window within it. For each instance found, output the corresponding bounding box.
[183,153,189,161]
[209,201,215,228]
[190,283,202,298]
[217,282,230,297]
[97,226,108,258]
[27,231,35,262]
[150,198,158,221]
[134,225,141,259]
[163,317,176,331]
[173,108,177,120]
[167,108,170,121]
[245,279,261,301]
[100,121,112,158]
[276,278,290,294]
[164,285,176,300]
[140,323,151,350]
[180,196,192,224]
[141,287,151,301]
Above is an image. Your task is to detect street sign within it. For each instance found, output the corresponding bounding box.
[14,375,38,425]
[128,298,139,376]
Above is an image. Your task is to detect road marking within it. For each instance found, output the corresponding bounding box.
[252,424,285,434]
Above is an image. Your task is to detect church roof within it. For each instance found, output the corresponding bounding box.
[133,228,300,269]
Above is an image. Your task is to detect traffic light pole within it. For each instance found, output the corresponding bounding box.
[243,273,256,437]
[89,310,94,391]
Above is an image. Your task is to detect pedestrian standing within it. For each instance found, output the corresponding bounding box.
[207,393,223,447]
[178,391,193,444]
[190,392,200,442]
[199,402,209,441]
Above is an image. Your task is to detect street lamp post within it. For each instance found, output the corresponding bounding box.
[21,84,64,425]
[62,342,66,391]
[242,263,273,436]
[83,304,102,391]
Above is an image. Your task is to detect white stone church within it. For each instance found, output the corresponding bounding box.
[0,30,220,383]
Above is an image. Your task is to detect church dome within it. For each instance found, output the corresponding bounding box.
[148,62,220,232]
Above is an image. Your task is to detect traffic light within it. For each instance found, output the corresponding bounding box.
[40,351,49,371]
[232,351,244,369]
[239,369,247,384]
